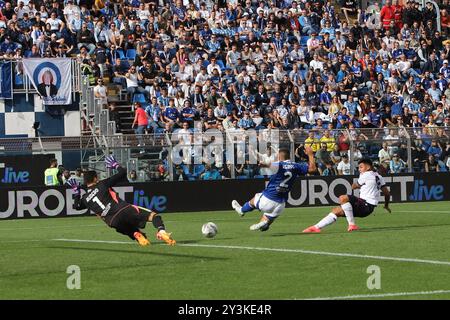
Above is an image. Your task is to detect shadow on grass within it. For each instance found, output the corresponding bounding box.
[0,246,227,279]
[47,245,228,261]
[357,223,450,233]
[270,231,345,237]
[270,223,450,237]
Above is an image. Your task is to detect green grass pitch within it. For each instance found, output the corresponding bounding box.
[1,201,449,300]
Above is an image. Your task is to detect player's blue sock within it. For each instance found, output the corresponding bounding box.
[241,202,255,213]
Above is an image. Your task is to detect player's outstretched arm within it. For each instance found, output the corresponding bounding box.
[304,146,317,173]
[381,186,391,213]
[104,155,127,188]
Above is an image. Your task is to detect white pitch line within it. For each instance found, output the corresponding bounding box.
[305,290,450,300]
[52,239,450,267]
[394,211,449,213]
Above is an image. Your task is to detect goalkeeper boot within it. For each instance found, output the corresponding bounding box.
[232,200,245,217]
[157,230,176,246]
[250,216,270,231]
[134,231,150,246]
[347,224,360,232]
[302,226,321,233]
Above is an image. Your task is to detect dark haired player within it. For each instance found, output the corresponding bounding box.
[67,156,176,246]
[232,147,316,231]
[303,158,391,233]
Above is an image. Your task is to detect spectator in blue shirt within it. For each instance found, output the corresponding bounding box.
[343,95,361,117]
[336,107,351,129]
[0,36,17,54]
[390,154,406,173]
[238,111,255,130]
[427,140,442,158]
[390,96,404,117]
[163,99,180,127]
[200,164,222,180]
[181,100,196,126]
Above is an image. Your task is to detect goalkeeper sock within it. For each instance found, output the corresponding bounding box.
[341,202,355,225]
[315,213,337,229]
[152,215,165,232]
[241,202,255,213]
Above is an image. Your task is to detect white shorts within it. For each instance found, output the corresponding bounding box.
[254,193,285,218]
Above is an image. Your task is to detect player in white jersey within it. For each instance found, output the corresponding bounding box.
[303,158,391,233]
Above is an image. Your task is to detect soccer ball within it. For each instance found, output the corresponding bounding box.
[202,222,218,238]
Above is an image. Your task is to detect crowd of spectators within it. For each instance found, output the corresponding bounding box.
[2,0,450,179]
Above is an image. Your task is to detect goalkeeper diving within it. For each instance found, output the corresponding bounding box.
[67,155,176,246]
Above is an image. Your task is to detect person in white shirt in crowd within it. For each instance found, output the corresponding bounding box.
[337,154,351,175]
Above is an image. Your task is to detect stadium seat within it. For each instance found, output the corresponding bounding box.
[237,175,248,179]
[133,93,146,103]
[300,36,309,47]
[126,49,136,60]
[117,49,126,60]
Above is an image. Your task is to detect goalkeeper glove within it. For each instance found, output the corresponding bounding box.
[66,178,81,195]
[105,155,120,169]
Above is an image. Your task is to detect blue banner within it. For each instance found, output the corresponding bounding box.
[0,61,12,99]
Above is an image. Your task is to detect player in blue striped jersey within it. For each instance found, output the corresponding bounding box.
[232,147,316,231]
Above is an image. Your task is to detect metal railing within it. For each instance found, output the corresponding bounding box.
[0,127,448,181]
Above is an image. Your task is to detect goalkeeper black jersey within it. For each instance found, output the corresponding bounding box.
[74,167,131,226]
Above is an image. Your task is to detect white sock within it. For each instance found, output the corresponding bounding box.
[341,202,355,225]
[315,213,337,229]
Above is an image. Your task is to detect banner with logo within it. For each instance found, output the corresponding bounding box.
[22,58,72,105]
[0,173,448,220]
[0,154,55,187]
[0,61,12,99]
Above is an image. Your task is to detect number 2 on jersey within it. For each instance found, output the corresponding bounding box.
[280,171,293,188]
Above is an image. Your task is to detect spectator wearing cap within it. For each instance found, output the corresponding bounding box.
[337,153,351,175]
[440,60,450,78]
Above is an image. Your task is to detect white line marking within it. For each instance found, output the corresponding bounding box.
[52,239,450,266]
[394,211,449,214]
[306,290,450,300]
